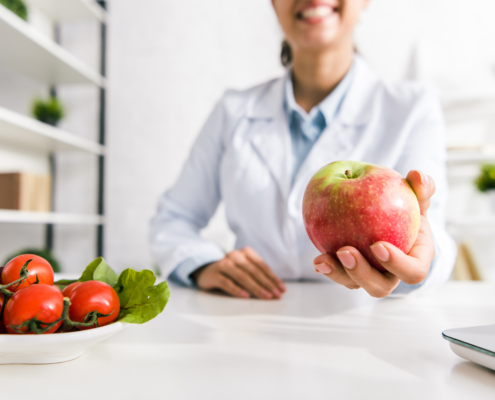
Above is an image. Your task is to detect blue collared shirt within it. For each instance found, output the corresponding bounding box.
[284,62,355,182]
[171,63,355,286]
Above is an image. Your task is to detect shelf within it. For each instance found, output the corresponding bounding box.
[0,106,104,155]
[447,215,495,229]
[441,91,495,108]
[0,5,105,86]
[26,0,106,22]
[447,150,495,164]
[0,210,104,225]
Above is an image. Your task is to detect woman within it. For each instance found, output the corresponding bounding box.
[150,0,456,299]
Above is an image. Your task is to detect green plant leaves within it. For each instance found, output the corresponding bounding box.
[475,164,495,193]
[55,258,169,325]
[113,269,170,324]
[93,260,119,287]
[53,278,77,287]
[31,96,64,126]
[0,0,28,20]
[78,257,118,287]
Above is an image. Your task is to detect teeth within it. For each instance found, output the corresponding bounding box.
[301,6,332,19]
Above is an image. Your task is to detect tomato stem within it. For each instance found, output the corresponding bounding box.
[0,261,31,322]
[62,297,115,329]
[9,309,64,334]
[8,297,116,334]
[0,259,32,291]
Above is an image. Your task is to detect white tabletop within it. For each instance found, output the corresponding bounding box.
[2,281,495,400]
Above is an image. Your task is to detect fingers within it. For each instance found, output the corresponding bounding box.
[220,259,275,300]
[313,254,361,290]
[243,246,286,292]
[215,275,250,299]
[406,170,436,216]
[195,263,250,299]
[227,249,283,298]
[370,217,435,285]
[312,174,436,298]
[335,247,400,298]
[195,248,284,300]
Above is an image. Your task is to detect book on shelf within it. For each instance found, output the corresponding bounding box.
[0,173,51,212]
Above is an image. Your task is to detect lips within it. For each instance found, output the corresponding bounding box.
[296,2,339,21]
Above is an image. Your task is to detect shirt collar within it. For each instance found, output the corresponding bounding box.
[284,59,356,128]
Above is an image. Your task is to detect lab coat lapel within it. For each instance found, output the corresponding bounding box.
[250,113,292,200]
[294,122,358,188]
[248,77,292,200]
[293,55,380,188]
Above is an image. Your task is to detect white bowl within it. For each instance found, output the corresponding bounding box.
[0,322,125,364]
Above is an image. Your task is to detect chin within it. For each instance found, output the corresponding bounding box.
[298,29,341,50]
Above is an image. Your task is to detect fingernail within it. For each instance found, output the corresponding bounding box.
[240,291,250,298]
[336,251,356,269]
[261,290,272,299]
[272,288,282,298]
[279,282,286,292]
[314,263,332,274]
[370,243,390,262]
[419,170,429,188]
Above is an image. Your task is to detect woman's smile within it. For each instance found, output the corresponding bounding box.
[296,1,340,24]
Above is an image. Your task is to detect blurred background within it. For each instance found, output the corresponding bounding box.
[0,0,494,280]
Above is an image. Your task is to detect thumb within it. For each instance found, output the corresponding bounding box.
[406,170,436,216]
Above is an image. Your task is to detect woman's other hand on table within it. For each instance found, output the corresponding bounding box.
[192,247,286,300]
[313,170,436,298]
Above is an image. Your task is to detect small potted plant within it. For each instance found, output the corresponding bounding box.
[475,164,495,212]
[31,96,65,126]
[0,0,28,20]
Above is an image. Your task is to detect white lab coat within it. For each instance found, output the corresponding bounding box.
[150,55,456,293]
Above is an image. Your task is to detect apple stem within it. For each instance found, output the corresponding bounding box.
[345,170,352,179]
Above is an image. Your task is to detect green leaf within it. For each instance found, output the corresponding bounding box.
[78,257,118,287]
[78,258,102,282]
[93,262,119,287]
[53,279,78,287]
[113,269,170,324]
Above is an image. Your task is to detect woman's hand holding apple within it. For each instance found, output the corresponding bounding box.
[313,170,436,298]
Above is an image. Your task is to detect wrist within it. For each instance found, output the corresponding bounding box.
[189,263,213,286]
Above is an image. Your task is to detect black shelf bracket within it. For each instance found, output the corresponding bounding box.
[97,0,107,257]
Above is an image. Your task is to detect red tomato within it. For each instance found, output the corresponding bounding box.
[0,295,6,334]
[62,282,82,297]
[69,281,120,330]
[0,293,5,334]
[1,254,54,292]
[4,284,64,334]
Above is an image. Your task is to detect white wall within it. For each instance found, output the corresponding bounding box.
[1,0,495,275]
[104,0,284,271]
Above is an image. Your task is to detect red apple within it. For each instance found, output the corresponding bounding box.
[302,161,420,272]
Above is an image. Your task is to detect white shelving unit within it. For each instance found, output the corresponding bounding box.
[447,215,495,229]
[0,0,107,258]
[0,210,104,225]
[0,105,104,155]
[440,85,495,236]
[447,149,495,164]
[26,0,106,22]
[0,4,105,86]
